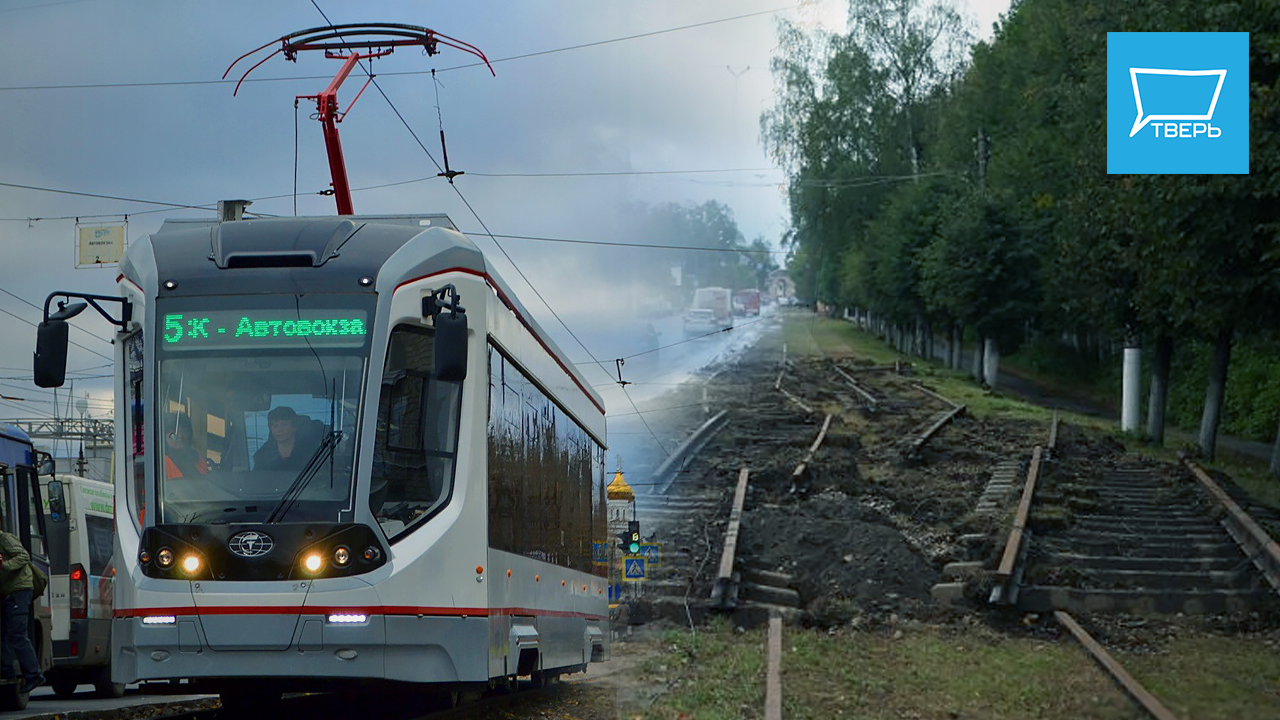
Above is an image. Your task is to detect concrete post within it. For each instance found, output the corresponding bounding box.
[983,337,999,389]
[1122,346,1142,433]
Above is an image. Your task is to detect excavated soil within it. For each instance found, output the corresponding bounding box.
[635,334,1045,628]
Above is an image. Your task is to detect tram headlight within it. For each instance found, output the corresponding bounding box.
[303,553,324,574]
[156,547,175,569]
[333,546,351,567]
[181,554,202,575]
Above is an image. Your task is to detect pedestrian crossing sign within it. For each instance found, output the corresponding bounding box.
[638,542,661,566]
[623,556,647,581]
[592,542,608,566]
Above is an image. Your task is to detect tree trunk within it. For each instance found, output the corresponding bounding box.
[949,324,961,369]
[1270,413,1280,478]
[1146,334,1172,446]
[971,333,983,381]
[1197,326,1233,461]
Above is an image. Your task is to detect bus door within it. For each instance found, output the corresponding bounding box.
[4,463,54,669]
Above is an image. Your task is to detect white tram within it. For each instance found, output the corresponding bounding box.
[34,214,609,706]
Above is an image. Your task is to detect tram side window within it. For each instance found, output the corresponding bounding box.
[370,325,461,541]
[487,345,601,573]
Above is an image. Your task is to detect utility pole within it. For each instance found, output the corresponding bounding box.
[75,393,88,475]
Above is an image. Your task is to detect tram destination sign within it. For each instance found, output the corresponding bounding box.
[161,309,369,350]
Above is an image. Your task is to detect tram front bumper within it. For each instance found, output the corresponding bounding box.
[112,613,489,685]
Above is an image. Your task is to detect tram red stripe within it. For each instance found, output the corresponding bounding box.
[393,266,607,417]
[115,606,606,621]
[115,606,488,618]
[492,607,608,620]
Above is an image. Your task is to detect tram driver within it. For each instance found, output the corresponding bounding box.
[254,406,322,473]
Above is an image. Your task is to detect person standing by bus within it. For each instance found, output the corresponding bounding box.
[0,530,45,694]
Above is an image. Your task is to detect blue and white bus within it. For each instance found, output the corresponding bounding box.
[0,424,55,710]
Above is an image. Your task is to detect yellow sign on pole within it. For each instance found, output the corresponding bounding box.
[76,222,126,267]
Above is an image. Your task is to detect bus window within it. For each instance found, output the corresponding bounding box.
[85,516,114,577]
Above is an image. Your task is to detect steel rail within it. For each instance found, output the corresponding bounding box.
[900,404,966,461]
[653,410,730,495]
[992,414,1059,600]
[832,364,880,409]
[910,381,962,409]
[1054,610,1183,720]
[777,386,814,414]
[710,467,752,609]
[789,413,834,493]
[764,615,783,720]
[1183,457,1280,593]
[997,445,1043,580]
[773,352,812,413]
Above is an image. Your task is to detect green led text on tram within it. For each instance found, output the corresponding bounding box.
[163,313,368,346]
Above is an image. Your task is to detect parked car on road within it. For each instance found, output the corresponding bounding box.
[683,309,723,337]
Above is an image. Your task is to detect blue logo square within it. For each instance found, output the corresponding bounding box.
[1107,32,1249,174]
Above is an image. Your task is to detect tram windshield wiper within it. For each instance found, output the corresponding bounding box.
[264,430,343,524]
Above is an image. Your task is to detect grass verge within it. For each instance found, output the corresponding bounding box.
[1118,633,1280,720]
[623,621,1144,720]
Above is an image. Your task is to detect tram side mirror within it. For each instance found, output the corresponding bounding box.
[33,319,71,388]
[34,300,88,388]
[434,312,468,382]
[46,480,66,523]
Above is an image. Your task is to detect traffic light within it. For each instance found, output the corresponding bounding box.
[626,521,640,554]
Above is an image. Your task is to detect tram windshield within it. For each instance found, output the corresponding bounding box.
[155,296,371,525]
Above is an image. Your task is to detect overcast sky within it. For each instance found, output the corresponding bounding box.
[0,0,1009,423]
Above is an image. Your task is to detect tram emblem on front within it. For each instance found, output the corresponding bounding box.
[227,531,275,558]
